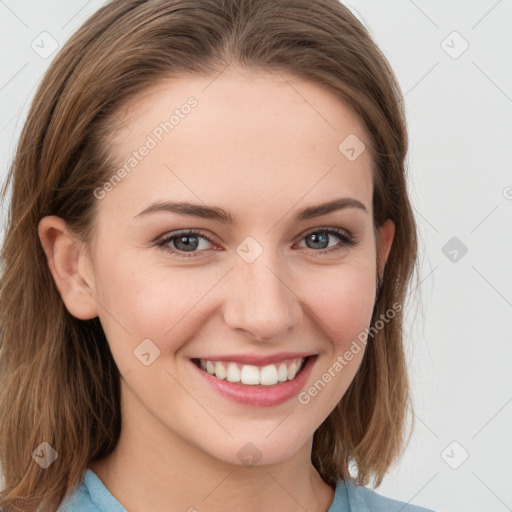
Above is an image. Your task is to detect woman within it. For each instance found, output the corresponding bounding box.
[0,0,435,510]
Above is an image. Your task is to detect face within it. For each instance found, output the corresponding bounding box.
[40,68,394,468]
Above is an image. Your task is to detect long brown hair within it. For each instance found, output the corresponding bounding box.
[0,0,418,510]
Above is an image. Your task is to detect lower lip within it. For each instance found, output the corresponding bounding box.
[192,356,317,407]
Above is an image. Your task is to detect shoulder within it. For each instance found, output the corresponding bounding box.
[56,478,101,512]
[56,469,126,512]
[329,478,439,512]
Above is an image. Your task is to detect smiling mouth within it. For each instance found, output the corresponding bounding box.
[191,356,311,386]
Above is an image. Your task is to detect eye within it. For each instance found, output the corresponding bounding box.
[155,229,215,258]
[155,227,357,258]
[294,227,357,256]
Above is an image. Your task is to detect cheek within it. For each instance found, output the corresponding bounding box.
[95,257,216,355]
[296,259,377,350]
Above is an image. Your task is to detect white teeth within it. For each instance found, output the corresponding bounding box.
[226,362,241,382]
[206,360,215,374]
[260,364,279,386]
[214,361,227,380]
[240,365,260,385]
[277,363,288,382]
[197,357,306,386]
[287,360,298,380]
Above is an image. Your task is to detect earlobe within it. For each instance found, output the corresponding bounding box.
[37,216,99,320]
[376,219,395,280]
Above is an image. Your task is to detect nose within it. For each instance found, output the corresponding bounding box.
[222,251,303,343]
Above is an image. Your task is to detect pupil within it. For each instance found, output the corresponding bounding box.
[308,232,328,249]
[176,235,198,251]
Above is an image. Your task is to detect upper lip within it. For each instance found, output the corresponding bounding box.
[191,352,317,366]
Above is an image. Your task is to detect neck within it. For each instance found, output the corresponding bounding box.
[89,383,335,512]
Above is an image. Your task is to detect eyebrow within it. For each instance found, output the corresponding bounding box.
[132,197,367,224]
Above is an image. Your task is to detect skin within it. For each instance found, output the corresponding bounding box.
[38,67,394,512]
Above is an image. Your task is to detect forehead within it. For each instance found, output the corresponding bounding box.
[102,69,374,222]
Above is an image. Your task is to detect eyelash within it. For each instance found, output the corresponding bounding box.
[155,227,358,259]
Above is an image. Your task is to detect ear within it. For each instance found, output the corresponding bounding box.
[37,215,99,320]
[376,219,395,281]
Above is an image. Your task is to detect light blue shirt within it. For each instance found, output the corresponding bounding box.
[57,469,437,512]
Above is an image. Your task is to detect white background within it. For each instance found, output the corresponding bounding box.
[1,1,511,511]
